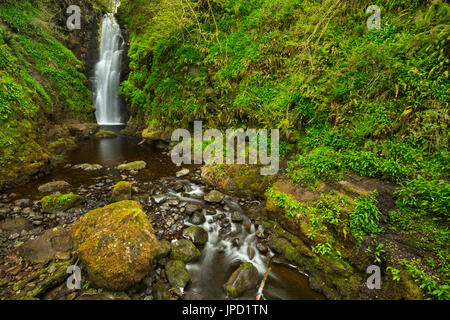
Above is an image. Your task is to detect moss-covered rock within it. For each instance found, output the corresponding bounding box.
[110,181,132,203]
[165,260,191,289]
[224,262,258,298]
[69,200,160,291]
[95,130,117,139]
[170,239,201,262]
[41,193,84,213]
[182,226,208,245]
[38,181,71,193]
[116,161,147,171]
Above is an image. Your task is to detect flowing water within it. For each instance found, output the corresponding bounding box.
[93,14,125,125]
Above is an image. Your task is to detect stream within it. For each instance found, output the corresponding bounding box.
[1,126,324,300]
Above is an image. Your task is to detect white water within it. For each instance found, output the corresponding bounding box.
[93,13,124,125]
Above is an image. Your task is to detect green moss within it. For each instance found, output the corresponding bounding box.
[41,193,84,213]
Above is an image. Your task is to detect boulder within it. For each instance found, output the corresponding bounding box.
[204,190,224,203]
[170,239,201,262]
[41,194,84,213]
[72,163,103,171]
[176,168,190,177]
[224,262,259,298]
[231,211,244,222]
[165,260,190,289]
[182,226,208,245]
[38,181,70,193]
[18,227,73,264]
[116,161,147,171]
[110,181,132,203]
[70,200,160,291]
[185,203,202,216]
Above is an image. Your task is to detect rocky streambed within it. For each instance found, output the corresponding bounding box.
[0,129,324,300]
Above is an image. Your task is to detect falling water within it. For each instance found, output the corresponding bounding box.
[93,13,124,125]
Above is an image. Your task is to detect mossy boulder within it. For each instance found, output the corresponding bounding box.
[69,200,160,291]
[116,161,147,171]
[182,226,208,245]
[110,181,132,203]
[41,193,84,213]
[165,260,191,289]
[224,262,258,298]
[170,239,201,262]
[204,190,224,203]
[95,130,117,139]
[72,163,103,171]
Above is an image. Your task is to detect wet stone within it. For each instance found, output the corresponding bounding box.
[153,194,167,204]
[188,212,206,225]
[231,211,244,222]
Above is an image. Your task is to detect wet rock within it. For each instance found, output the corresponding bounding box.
[188,211,206,225]
[0,217,33,234]
[204,190,224,203]
[155,240,172,260]
[231,211,243,222]
[153,194,167,204]
[167,199,179,206]
[95,130,117,139]
[116,161,147,171]
[14,199,32,208]
[224,262,259,298]
[72,163,103,171]
[256,242,268,253]
[185,203,202,216]
[204,209,216,216]
[70,200,160,291]
[154,277,171,300]
[182,226,208,245]
[255,225,266,239]
[41,193,84,213]
[176,168,190,177]
[247,247,256,260]
[77,291,130,300]
[165,260,190,289]
[38,181,71,193]
[18,227,72,264]
[170,239,201,262]
[110,181,132,203]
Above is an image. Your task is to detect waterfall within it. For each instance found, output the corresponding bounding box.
[93,13,124,125]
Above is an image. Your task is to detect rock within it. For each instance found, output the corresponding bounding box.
[155,240,171,260]
[116,161,147,171]
[188,211,206,225]
[77,291,130,300]
[0,217,33,234]
[231,211,244,222]
[153,194,167,204]
[110,181,132,203]
[70,200,160,291]
[224,262,259,298]
[185,203,202,216]
[176,168,190,177]
[204,190,224,203]
[18,227,72,264]
[170,239,201,262]
[14,199,32,208]
[38,181,70,193]
[41,194,84,213]
[255,225,266,239]
[95,130,117,139]
[154,277,171,300]
[72,163,103,171]
[247,247,256,260]
[182,226,208,245]
[165,260,190,289]
[256,242,268,253]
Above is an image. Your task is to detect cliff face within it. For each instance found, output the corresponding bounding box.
[0,0,106,189]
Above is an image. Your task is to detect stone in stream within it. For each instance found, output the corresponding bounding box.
[70,200,160,291]
[0,217,33,234]
[185,203,202,216]
[72,163,103,171]
[155,240,172,260]
[182,226,208,245]
[188,211,206,225]
[170,239,201,262]
[204,190,224,203]
[231,211,244,222]
[40,193,85,213]
[18,227,72,264]
[95,130,117,139]
[176,168,190,177]
[14,199,32,208]
[116,161,147,171]
[224,262,259,298]
[110,181,132,203]
[153,194,167,204]
[165,260,191,289]
[38,181,71,193]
